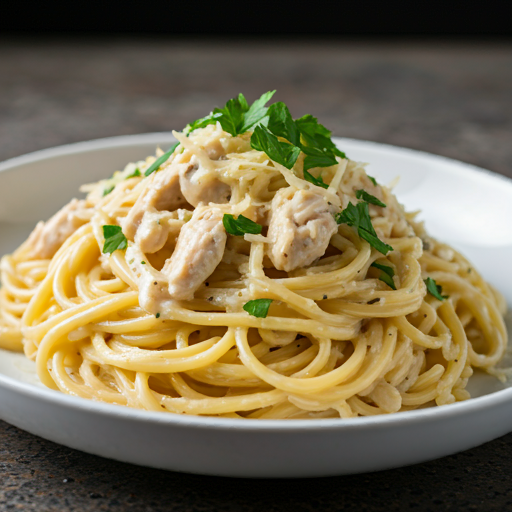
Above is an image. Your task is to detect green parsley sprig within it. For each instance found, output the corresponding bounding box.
[296,114,346,171]
[102,225,128,254]
[223,214,262,236]
[424,277,448,301]
[126,168,141,179]
[266,102,300,145]
[371,262,396,290]
[243,299,273,318]
[144,142,179,177]
[336,202,393,255]
[251,125,301,170]
[184,91,276,137]
[184,92,348,180]
[249,101,347,174]
[303,169,329,189]
[102,185,115,197]
[355,189,386,207]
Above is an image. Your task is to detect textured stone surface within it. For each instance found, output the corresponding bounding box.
[1,39,512,510]
[0,39,511,178]
[2,420,512,512]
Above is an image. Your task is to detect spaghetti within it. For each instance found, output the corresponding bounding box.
[0,95,507,419]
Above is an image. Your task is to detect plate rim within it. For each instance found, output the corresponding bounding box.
[0,132,510,432]
[1,132,511,188]
[1,367,512,432]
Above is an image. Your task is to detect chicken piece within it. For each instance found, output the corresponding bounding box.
[179,157,231,207]
[163,207,227,301]
[134,211,171,254]
[29,199,88,259]
[338,163,414,239]
[267,188,338,272]
[123,166,188,242]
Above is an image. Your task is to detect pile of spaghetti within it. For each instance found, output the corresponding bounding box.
[0,92,507,419]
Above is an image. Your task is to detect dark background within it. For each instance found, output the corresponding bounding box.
[1,3,512,511]
[1,0,512,38]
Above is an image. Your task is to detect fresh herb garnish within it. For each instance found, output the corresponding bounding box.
[296,115,346,158]
[367,175,377,186]
[126,168,141,179]
[303,169,329,189]
[223,214,262,236]
[355,189,386,207]
[243,299,273,318]
[102,185,115,197]
[102,225,128,254]
[185,91,276,137]
[250,125,301,170]
[336,202,393,255]
[184,112,223,134]
[267,102,301,146]
[371,262,396,290]
[424,277,448,301]
[301,146,338,173]
[144,142,179,177]
[240,91,277,133]
[252,105,346,175]
[156,312,161,319]
[184,92,348,181]
[296,114,346,172]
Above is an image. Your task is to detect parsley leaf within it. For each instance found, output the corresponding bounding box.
[184,93,351,187]
[102,185,115,197]
[251,125,301,169]
[335,201,358,226]
[371,262,394,278]
[102,225,127,254]
[144,143,179,177]
[126,168,141,179]
[214,96,247,136]
[355,189,386,207]
[371,262,396,290]
[359,230,392,255]
[302,146,339,173]
[367,175,377,186]
[185,91,275,137]
[296,114,332,138]
[223,214,263,236]
[184,112,223,134]
[294,115,347,174]
[243,299,273,318]
[241,90,276,132]
[303,169,329,189]
[296,114,347,159]
[238,93,249,111]
[217,92,276,135]
[424,277,448,301]
[267,102,300,146]
[335,202,393,255]
[253,109,342,174]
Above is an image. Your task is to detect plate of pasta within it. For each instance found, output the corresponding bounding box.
[0,92,511,477]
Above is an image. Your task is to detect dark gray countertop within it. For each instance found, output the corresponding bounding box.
[1,39,511,511]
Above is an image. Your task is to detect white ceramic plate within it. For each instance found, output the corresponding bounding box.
[0,134,511,478]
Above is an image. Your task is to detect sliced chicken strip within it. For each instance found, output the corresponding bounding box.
[123,166,188,243]
[29,199,88,259]
[163,207,227,301]
[267,188,338,272]
[179,156,231,207]
[134,211,175,255]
